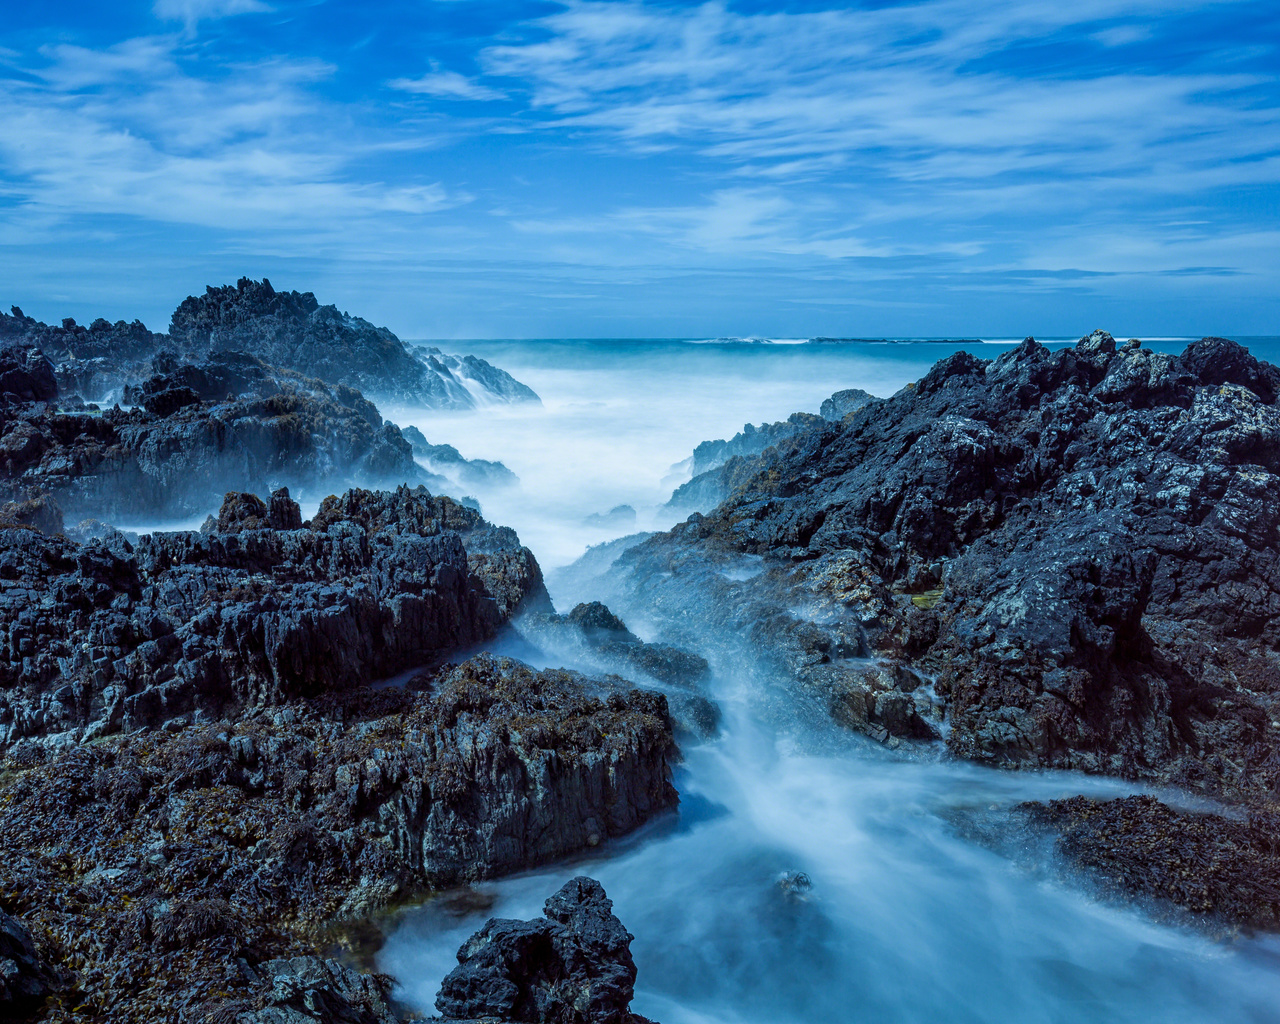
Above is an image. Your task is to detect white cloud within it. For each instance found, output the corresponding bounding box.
[153,0,271,28]
[0,37,458,237]
[389,69,505,102]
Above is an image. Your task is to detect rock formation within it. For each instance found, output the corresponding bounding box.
[0,485,547,751]
[667,413,823,514]
[437,877,648,1024]
[0,657,675,1021]
[612,334,1280,800]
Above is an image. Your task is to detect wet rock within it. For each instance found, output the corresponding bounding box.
[234,957,400,1023]
[437,877,640,1024]
[1022,795,1280,931]
[398,426,520,489]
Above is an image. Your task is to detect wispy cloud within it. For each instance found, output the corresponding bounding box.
[153,0,271,29]
[0,37,458,238]
[389,67,505,102]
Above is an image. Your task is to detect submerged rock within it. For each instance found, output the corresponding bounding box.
[437,877,644,1024]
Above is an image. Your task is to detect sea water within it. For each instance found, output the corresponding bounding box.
[377,335,1280,1023]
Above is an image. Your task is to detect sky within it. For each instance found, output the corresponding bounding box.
[0,0,1277,338]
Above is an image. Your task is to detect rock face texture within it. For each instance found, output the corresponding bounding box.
[819,388,877,422]
[0,308,167,404]
[0,908,60,1014]
[0,485,547,751]
[437,877,644,1024]
[0,657,675,1022]
[613,334,1280,799]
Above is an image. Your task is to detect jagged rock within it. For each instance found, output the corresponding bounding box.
[169,279,537,408]
[399,426,520,488]
[667,414,822,513]
[232,958,400,1024]
[0,364,423,521]
[1022,795,1280,931]
[0,907,59,1013]
[0,340,58,406]
[0,309,164,403]
[436,877,640,1024]
[820,388,877,422]
[517,603,717,738]
[410,346,541,406]
[0,485,548,750]
[613,334,1280,797]
[0,656,675,1020]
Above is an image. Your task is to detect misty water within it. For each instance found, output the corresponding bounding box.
[377,337,1280,1023]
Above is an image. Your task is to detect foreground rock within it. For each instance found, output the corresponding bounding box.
[437,877,651,1024]
[1022,795,1280,931]
[0,656,676,1021]
[605,334,1280,800]
[0,485,546,751]
[0,909,61,1015]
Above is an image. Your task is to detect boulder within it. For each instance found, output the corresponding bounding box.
[437,877,640,1024]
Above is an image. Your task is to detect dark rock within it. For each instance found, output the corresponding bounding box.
[611,333,1280,796]
[0,655,675,1020]
[0,485,548,749]
[1022,795,1280,931]
[0,493,63,535]
[819,388,877,422]
[169,279,538,409]
[267,487,303,531]
[0,364,424,521]
[0,907,59,1013]
[437,877,639,1024]
[0,340,57,405]
[668,414,823,513]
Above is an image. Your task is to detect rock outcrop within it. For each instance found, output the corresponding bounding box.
[612,334,1280,800]
[0,656,676,1022]
[170,279,538,408]
[437,877,647,1024]
[667,413,823,513]
[0,353,426,521]
[0,485,547,751]
[399,426,519,489]
[819,388,877,422]
[517,603,717,737]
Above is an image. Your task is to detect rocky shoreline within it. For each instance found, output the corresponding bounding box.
[3,306,1280,1020]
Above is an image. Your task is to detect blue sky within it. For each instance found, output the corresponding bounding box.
[1,0,1277,337]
